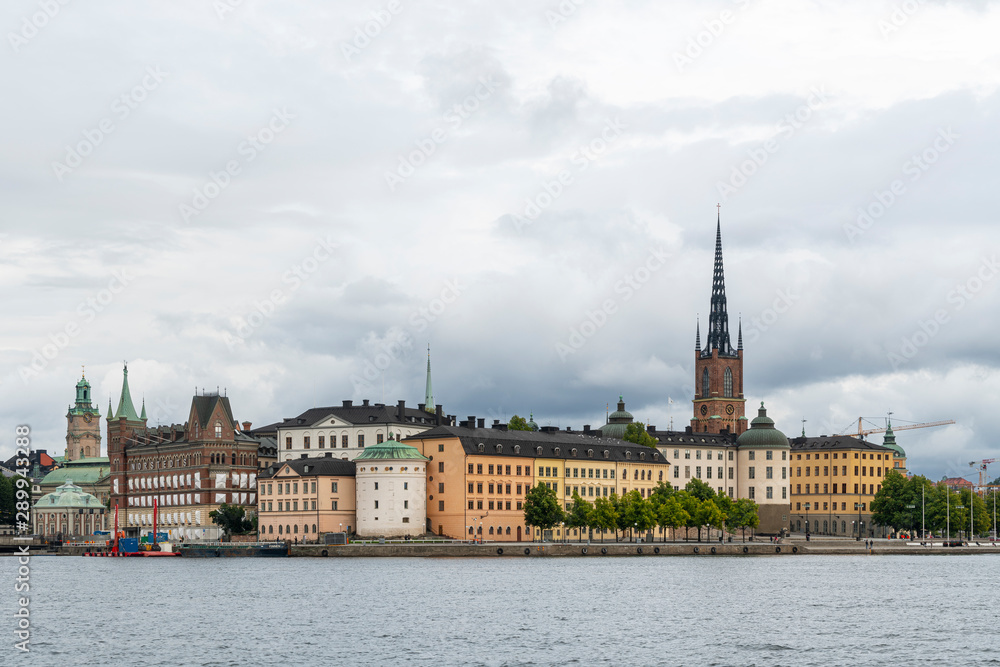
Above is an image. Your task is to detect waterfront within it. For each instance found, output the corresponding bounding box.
[3,555,997,666]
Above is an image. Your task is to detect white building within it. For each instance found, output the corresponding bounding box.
[354,437,428,538]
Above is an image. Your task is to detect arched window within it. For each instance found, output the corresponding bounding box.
[724,367,733,398]
[702,367,710,397]
[278,525,283,534]
[489,527,494,535]
[293,525,298,534]
[215,421,222,439]
[505,527,511,535]
[312,524,317,533]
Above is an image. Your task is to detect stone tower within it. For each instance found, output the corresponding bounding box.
[691,212,747,435]
[66,369,102,461]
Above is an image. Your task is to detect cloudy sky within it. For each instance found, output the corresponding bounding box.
[2,0,998,480]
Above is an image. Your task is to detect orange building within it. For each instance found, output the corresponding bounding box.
[405,423,671,542]
[257,458,357,541]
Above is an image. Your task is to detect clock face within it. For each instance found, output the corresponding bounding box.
[700,405,708,416]
[726,405,734,416]
[83,413,93,423]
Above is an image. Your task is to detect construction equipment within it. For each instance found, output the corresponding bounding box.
[970,458,998,490]
[841,415,955,439]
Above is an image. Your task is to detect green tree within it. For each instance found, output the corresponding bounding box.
[621,490,656,541]
[685,478,717,501]
[622,422,658,448]
[679,491,700,541]
[565,492,594,541]
[522,483,565,539]
[696,498,725,542]
[871,470,917,532]
[656,495,690,542]
[0,475,15,525]
[591,495,618,543]
[729,498,760,542]
[209,503,254,536]
[508,415,532,431]
[714,493,734,537]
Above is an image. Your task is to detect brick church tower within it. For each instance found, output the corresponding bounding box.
[65,369,102,461]
[107,363,147,523]
[691,212,747,435]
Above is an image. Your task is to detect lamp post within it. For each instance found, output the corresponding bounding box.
[804,502,810,540]
[922,484,926,541]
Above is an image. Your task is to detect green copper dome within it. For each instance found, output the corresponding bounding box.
[736,402,790,449]
[354,436,429,461]
[527,413,539,431]
[882,421,906,458]
[601,395,634,439]
[35,480,105,509]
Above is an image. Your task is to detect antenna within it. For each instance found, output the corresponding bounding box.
[801,418,807,438]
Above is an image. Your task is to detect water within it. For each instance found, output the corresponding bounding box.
[3,554,998,666]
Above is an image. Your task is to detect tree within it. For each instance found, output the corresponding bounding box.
[871,470,915,531]
[714,493,734,537]
[0,475,14,525]
[565,492,594,541]
[623,422,658,448]
[209,503,254,537]
[685,478,717,502]
[592,495,618,543]
[522,483,565,539]
[729,498,760,542]
[679,491,700,541]
[621,490,656,540]
[696,499,725,541]
[508,415,532,431]
[656,495,690,542]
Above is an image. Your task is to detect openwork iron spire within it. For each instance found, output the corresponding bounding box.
[702,209,736,358]
[424,344,435,413]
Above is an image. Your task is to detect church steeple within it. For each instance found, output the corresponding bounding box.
[114,363,140,422]
[738,316,743,351]
[695,317,701,352]
[702,209,736,358]
[424,345,435,414]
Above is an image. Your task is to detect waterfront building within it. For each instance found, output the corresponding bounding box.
[355,436,429,538]
[106,365,263,541]
[404,422,670,542]
[32,480,107,538]
[257,458,357,540]
[65,370,103,461]
[38,457,110,507]
[734,403,791,533]
[788,435,895,537]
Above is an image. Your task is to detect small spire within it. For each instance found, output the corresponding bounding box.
[81,365,85,379]
[695,316,701,352]
[801,418,807,438]
[107,397,113,420]
[738,315,743,351]
[140,397,147,421]
[424,344,435,413]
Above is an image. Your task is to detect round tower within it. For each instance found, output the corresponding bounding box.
[354,436,428,538]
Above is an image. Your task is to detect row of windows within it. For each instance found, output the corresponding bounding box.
[129,452,257,470]
[264,500,344,511]
[469,463,529,476]
[701,367,735,398]
[795,452,890,461]
[265,523,324,535]
[469,500,519,511]
[795,483,882,495]
[795,466,886,478]
[468,482,523,495]
[286,434,371,450]
[672,449,788,462]
[261,481,330,495]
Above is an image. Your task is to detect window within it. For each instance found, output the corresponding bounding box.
[748,467,755,479]
[506,484,511,494]
[468,463,474,474]
[695,466,702,479]
[488,484,494,494]
[477,501,483,510]
[477,464,484,474]
[331,500,338,510]
[685,450,691,460]
[685,466,690,479]
[673,467,679,479]
[766,450,773,460]
[293,501,298,511]
[374,482,378,490]
[673,449,679,459]
[438,501,444,511]
[823,483,828,494]
[374,500,379,509]
[342,435,348,448]
[488,501,494,510]
[702,367,710,397]
[728,467,734,480]
[438,462,444,473]
[696,450,702,460]
[724,367,733,397]
[706,466,712,479]
[285,437,292,450]
[516,484,522,494]
[438,444,444,452]
[717,467,723,479]
[765,467,773,479]
[404,500,409,509]
[376,433,383,444]
[468,483,474,494]
[748,487,755,499]
[293,482,298,493]
[215,422,222,439]
[748,451,755,461]
[506,465,511,475]
[728,451,734,461]
[331,482,338,493]
[318,436,325,449]
[358,435,364,448]
[766,486,773,499]
[516,466,522,476]
[468,501,474,510]
[304,436,311,449]
[438,483,444,493]
[489,465,494,475]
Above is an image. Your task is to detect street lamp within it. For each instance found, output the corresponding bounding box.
[804,503,811,540]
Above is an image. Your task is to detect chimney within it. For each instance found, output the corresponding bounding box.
[435,405,444,426]
[685,426,693,434]
[397,400,405,421]
[647,424,655,433]
[583,425,591,433]
[242,421,252,431]
[418,403,426,412]
[468,415,476,426]
[477,418,485,429]
[343,400,353,408]
[565,427,571,432]
[363,399,370,407]
[493,419,500,425]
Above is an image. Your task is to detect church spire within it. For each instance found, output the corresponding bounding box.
[695,316,701,352]
[140,397,147,421]
[738,316,743,351]
[115,362,140,422]
[424,345,435,414]
[703,207,736,358]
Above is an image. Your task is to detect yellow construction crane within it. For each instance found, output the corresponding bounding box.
[969,458,998,489]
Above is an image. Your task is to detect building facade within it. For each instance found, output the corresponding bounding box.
[789,435,896,537]
[257,458,357,541]
[355,437,428,538]
[33,480,108,538]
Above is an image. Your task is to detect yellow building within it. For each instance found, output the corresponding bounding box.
[257,458,357,541]
[406,422,670,542]
[789,436,896,538]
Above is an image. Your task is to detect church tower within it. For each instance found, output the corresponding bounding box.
[691,211,747,435]
[65,369,102,461]
[107,363,147,520]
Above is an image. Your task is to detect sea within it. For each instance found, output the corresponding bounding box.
[2,553,997,666]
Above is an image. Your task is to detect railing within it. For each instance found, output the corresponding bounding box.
[178,541,286,547]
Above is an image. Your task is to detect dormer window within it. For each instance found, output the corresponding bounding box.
[495,445,503,454]
[626,451,632,460]
[603,450,609,459]
[640,451,645,460]
[554,447,560,456]
[536,446,543,455]
[513,445,521,454]
[478,443,485,452]
[571,448,577,457]
[587,449,594,458]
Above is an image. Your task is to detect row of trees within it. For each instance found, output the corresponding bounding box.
[0,474,31,526]
[523,478,760,542]
[871,471,997,538]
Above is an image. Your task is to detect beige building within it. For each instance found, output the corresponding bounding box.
[257,458,357,541]
[33,480,108,539]
[355,437,429,538]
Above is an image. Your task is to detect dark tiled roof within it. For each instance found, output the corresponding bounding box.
[259,457,356,479]
[404,426,666,464]
[192,395,235,429]
[279,404,441,428]
[789,436,892,453]
[650,430,737,447]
